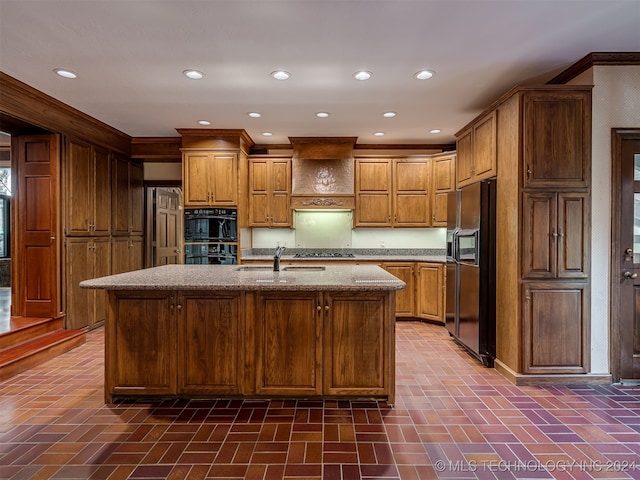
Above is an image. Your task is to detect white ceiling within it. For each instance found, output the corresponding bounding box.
[0,0,639,146]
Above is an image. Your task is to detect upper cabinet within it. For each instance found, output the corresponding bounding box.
[111,153,144,236]
[355,157,431,227]
[455,111,497,188]
[249,157,292,227]
[183,152,238,207]
[64,139,111,236]
[431,152,456,227]
[522,91,590,188]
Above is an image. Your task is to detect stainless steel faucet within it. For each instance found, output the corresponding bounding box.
[273,246,286,271]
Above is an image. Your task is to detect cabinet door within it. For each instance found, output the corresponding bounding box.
[111,236,131,275]
[355,160,392,226]
[557,192,589,279]
[433,154,456,192]
[130,162,144,235]
[523,282,589,374]
[210,153,238,205]
[382,263,415,317]
[456,129,474,188]
[183,153,211,206]
[416,263,445,323]
[432,192,448,227]
[178,293,243,395]
[108,291,176,396]
[269,159,292,227]
[249,160,269,226]
[129,236,144,271]
[111,153,131,235]
[65,237,92,329]
[92,238,111,328]
[65,140,92,235]
[522,192,556,279]
[473,111,497,180]
[93,148,111,235]
[523,91,590,188]
[394,160,430,226]
[323,292,388,396]
[255,292,323,396]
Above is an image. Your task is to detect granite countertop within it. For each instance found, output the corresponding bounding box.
[241,254,446,263]
[80,264,406,292]
[241,248,446,263]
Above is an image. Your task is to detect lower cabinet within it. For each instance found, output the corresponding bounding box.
[65,237,110,329]
[107,291,177,397]
[416,262,445,323]
[105,289,395,402]
[522,282,589,374]
[255,292,323,396]
[381,262,415,317]
[178,292,244,395]
[111,236,144,274]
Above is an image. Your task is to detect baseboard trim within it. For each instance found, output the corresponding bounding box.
[494,359,612,386]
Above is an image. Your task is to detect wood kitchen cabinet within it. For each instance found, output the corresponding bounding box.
[522,91,590,188]
[64,139,111,236]
[182,151,238,207]
[111,236,144,275]
[415,262,445,323]
[254,292,323,396]
[106,291,177,397]
[64,237,110,330]
[489,85,592,383]
[456,111,497,188]
[112,153,144,236]
[355,157,431,227]
[522,282,589,374]
[522,191,589,279]
[323,292,390,397]
[431,152,456,227]
[382,262,415,317]
[253,290,392,398]
[178,292,244,395]
[249,157,292,227]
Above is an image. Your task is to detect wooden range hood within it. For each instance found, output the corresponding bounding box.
[289,136,357,210]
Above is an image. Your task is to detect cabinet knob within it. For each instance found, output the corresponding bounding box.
[325,304,330,311]
[317,305,322,312]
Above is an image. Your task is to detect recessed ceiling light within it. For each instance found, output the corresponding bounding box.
[247,112,262,118]
[54,68,77,79]
[383,112,397,118]
[353,71,373,81]
[183,69,204,80]
[261,132,273,137]
[373,132,385,137]
[270,70,290,80]
[198,120,211,126]
[414,70,435,80]
[429,129,441,134]
[316,112,330,118]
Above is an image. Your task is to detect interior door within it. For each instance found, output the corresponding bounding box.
[614,130,640,381]
[155,188,182,266]
[14,134,59,317]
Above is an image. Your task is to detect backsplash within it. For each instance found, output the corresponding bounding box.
[251,210,446,250]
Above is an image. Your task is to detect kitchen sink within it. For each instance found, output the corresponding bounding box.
[235,266,273,271]
[282,266,326,271]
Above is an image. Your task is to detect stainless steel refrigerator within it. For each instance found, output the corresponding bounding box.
[445,180,496,366]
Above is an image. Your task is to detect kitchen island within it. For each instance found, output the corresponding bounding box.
[80,264,404,404]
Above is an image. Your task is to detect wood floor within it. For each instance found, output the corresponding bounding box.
[1,321,640,479]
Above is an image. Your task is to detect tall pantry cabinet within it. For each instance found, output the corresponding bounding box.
[484,86,593,383]
[63,139,144,330]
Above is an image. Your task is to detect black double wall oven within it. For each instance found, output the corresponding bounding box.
[184,208,238,264]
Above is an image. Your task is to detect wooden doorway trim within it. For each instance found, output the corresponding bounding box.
[610,128,640,382]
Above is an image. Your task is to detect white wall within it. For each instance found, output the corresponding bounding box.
[569,65,640,373]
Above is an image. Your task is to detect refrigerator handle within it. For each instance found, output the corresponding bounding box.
[452,231,460,262]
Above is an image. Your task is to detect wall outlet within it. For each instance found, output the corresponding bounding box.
[380,241,385,248]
